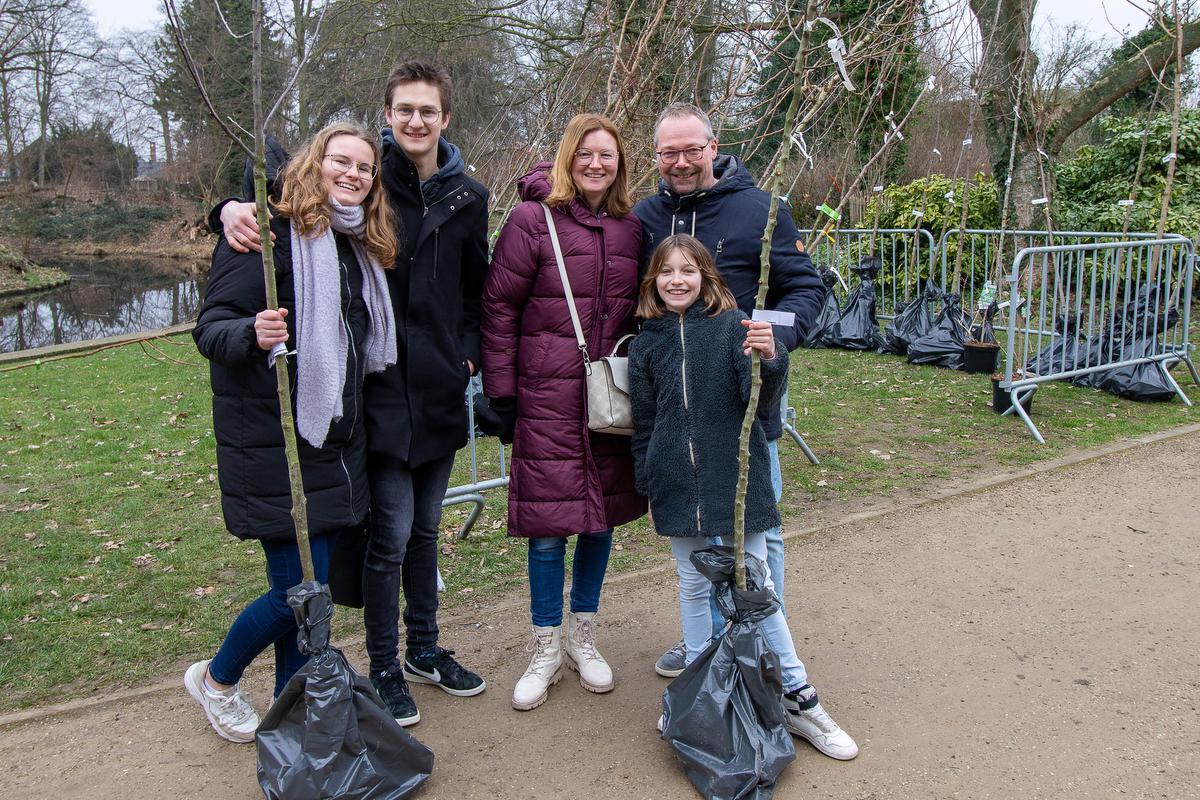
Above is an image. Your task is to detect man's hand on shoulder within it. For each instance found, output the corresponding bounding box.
[222,201,273,254]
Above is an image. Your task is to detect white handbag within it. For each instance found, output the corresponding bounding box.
[542,202,635,436]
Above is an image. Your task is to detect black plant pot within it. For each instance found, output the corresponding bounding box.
[992,378,1034,414]
[963,341,1000,374]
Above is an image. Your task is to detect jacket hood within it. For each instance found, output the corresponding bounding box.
[380,128,466,188]
[655,153,756,201]
[516,162,553,203]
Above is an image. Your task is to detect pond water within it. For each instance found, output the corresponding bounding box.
[0,257,207,354]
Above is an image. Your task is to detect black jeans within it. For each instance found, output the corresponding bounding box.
[363,452,456,674]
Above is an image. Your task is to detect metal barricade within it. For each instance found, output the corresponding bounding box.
[809,228,937,318]
[996,237,1198,443]
[937,229,1191,307]
[442,375,509,539]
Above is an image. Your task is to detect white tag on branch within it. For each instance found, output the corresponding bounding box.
[884,112,905,143]
[467,164,477,173]
[944,190,955,200]
[267,342,292,368]
[912,209,925,218]
[1162,152,1177,163]
[790,131,814,170]
[1037,149,1048,159]
[932,147,942,157]
[962,137,972,146]
[753,308,797,327]
[1118,199,1136,207]
[1032,197,1048,205]
[873,185,884,192]
[926,75,936,91]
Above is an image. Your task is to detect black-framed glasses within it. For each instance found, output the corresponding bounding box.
[324,153,378,180]
[390,105,443,123]
[654,144,710,164]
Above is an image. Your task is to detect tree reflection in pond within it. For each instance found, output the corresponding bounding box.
[0,257,206,353]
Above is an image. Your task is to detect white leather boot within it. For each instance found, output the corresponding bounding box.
[511,625,563,711]
[564,612,614,693]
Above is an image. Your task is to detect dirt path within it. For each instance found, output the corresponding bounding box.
[2,431,1198,799]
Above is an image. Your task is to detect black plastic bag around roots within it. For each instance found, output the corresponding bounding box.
[879,281,938,355]
[1072,286,1182,400]
[907,293,968,370]
[805,269,842,349]
[827,257,886,351]
[256,582,434,800]
[662,547,795,800]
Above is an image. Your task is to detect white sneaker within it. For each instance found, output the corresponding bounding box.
[782,686,859,760]
[512,625,563,711]
[564,612,613,693]
[184,660,259,743]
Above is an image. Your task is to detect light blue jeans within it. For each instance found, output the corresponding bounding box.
[709,438,785,632]
[672,530,806,692]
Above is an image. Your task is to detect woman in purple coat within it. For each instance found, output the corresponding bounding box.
[482,113,646,711]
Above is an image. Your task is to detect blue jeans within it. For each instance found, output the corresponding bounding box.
[528,530,612,627]
[709,437,785,633]
[209,532,334,697]
[363,452,456,674]
[673,531,807,692]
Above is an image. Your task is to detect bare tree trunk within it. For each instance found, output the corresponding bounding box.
[157,105,174,163]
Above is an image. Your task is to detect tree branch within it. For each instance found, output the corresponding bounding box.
[1048,17,1200,149]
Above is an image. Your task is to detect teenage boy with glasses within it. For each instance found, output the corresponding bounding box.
[634,102,858,761]
[217,61,489,727]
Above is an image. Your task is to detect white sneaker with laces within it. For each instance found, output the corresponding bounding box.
[782,687,859,760]
[184,660,259,743]
[564,612,614,693]
[512,625,563,711]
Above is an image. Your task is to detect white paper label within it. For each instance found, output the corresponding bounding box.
[962,137,973,146]
[1118,199,1135,207]
[1162,152,1177,163]
[752,308,797,327]
[873,185,884,192]
[1031,197,1048,205]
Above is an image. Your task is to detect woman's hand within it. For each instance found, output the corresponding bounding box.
[254,308,289,351]
[741,319,776,360]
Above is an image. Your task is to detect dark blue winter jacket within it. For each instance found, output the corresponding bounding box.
[634,155,824,439]
[629,305,787,538]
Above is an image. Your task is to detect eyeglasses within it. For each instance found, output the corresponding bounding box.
[574,149,618,165]
[654,144,710,164]
[390,105,443,123]
[323,153,378,180]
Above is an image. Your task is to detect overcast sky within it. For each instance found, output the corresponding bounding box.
[83,0,1156,43]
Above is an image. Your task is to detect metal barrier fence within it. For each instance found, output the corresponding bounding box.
[936,229,1192,307]
[996,237,1198,443]
[809,228,937,318]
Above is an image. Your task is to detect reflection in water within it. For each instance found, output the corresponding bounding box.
[0,258,207,353]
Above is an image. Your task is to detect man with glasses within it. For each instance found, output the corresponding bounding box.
[218,61,489,727]
[634,102,858,761]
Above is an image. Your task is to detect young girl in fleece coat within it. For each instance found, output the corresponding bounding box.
[628,234,858,760]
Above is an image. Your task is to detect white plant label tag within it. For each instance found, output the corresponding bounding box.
[752,309,797,327]
[1118,199,1136,207]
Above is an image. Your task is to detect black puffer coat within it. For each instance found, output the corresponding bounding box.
[194,213,370,542]
[365,132,490,467]
[629,305,787,538]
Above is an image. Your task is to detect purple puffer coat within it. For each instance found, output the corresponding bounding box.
[482,165,647,538]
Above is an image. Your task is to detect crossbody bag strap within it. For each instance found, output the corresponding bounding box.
[541,202,591,370]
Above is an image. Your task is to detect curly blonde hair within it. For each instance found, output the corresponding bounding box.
[273,122,399,268]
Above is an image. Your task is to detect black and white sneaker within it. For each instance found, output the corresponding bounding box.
[370,664,420,727]
[404,646,487,697]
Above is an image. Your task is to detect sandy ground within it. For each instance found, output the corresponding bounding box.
[1,430,1197,800]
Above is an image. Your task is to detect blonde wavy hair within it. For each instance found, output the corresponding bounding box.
[273,122,399,267]
[545,113,633,217]
[637,235,736,319]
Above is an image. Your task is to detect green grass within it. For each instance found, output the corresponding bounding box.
[0,323,1196,711]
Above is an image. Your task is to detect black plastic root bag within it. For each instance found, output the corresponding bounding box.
[662,547,796,800]
[827,257,886,351]
[804,269,842,349]
[907,292,968,370]
[879,280,938,355]
[256,582,434,800]
[1075,286,1181,400]
[1025,313,1083,376]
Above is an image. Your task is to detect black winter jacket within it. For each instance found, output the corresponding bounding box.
[194,213,370,542]
[629,305,787,538]
[634,155,824,439]
[366,132,490,466]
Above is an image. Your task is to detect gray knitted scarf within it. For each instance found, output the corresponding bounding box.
[291,199,396,447]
